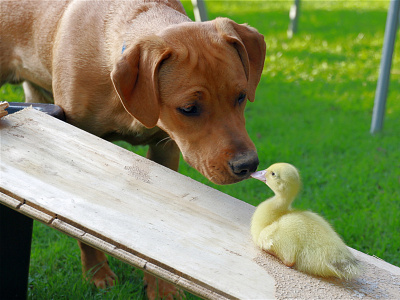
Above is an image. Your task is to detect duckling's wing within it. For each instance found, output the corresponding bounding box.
[258,222,297,267]
[286,211,361,279]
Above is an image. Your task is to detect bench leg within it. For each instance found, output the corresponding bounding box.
[0,204,33,299]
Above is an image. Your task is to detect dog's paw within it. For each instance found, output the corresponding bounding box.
[144,273,184,300]
[0,101,9,118]
[88,262,117,289]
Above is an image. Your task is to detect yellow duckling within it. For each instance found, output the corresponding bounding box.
[251,163,360,280]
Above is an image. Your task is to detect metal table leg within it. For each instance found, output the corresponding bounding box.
[370,0,400,133]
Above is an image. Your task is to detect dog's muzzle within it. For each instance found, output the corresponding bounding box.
[229,151,259,180]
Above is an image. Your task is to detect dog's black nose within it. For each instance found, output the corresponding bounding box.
[229,151,259,178]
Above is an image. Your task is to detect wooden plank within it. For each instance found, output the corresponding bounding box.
[1,108,399,299]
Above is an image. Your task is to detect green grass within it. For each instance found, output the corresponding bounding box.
[1,0,399,298]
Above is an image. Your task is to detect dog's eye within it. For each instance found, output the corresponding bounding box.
[178,105,200,116]
[237,93,247,105]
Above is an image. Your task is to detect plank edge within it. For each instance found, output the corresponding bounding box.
[0,192,238,299]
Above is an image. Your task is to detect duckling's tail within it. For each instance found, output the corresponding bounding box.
[327,256,361,280]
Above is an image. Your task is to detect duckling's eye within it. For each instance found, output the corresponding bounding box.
[271,171,276,176]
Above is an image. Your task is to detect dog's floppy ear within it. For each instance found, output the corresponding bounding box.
[111,36,171,128]
[216,18,266,102]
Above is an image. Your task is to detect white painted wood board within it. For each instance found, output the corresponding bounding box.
[1,108,399,299]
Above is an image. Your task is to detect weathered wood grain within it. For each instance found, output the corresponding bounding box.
[1,108,399,299]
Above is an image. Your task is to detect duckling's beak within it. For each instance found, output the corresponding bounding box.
[251,170,267,183]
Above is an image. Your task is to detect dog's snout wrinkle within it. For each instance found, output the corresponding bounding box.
[229,151,259,178]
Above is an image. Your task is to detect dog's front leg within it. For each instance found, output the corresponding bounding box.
[146,138,180,171]
[78,241,117,289]
[77,138,181,296]
[23,81,53,104]
[144,138,183,299]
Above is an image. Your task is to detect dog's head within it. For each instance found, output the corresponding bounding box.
[111,18,266,184]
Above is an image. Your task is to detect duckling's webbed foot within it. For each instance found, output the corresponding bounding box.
[262,245,295,268]
[283,260,295,268]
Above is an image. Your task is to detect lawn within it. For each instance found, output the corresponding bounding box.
[1,1,399,299]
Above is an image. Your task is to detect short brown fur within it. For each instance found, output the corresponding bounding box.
[0,0,266,298]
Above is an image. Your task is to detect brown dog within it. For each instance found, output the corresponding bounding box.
[0,0,265,298]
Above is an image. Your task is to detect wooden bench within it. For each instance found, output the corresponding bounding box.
[1,108,399,299]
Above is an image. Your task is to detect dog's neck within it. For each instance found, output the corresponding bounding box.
[118,5,190,53]
[107,2,190,68]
